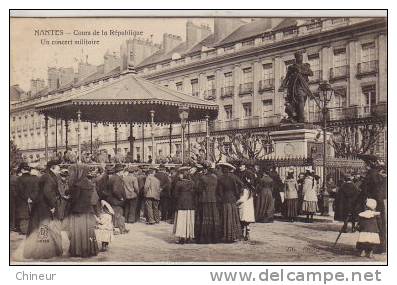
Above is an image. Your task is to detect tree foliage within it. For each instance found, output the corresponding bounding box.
[329,122,385,158]
[10,140,23,170]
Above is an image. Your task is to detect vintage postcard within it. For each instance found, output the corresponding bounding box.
[9,10,387,265]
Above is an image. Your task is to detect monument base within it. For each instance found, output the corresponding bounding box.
[270,124,326,159]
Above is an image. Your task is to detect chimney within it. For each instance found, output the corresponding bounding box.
[214,18,246,43]
[162,33,182,53]
[186,20,212,49]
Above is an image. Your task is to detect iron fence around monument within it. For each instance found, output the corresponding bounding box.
[238,156,366,184]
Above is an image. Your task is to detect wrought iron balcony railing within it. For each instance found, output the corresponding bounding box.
[308,103,387,123]
[204,89,216,101]
[330,65,349,81]
[239,82,253,95]
[258,78,275,92]
[221,86,234,98]
[357,60,378,78]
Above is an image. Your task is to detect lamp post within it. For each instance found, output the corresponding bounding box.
[315,81,334,193]
[178,105,189,164]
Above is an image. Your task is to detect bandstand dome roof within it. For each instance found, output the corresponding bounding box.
[35,69,219,124]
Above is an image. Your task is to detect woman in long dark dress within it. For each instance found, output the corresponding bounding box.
[67,164,99,257]
[255,172,275,223]
[195,162,222,244]
[216,163,242,243]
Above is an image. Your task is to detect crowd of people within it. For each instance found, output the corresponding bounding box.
[9,155,387,260]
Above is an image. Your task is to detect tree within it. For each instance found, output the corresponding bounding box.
[215,131,274,162]
[10,140,23,170]
[81,138,103,156]
[329,121,385,158]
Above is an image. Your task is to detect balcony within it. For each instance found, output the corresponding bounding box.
[258,79,275,93]
[239,82,253,96]
[309,70,322,84]
[329,65,349,82]
[204,89,216,101]
[239,117,261,129]
[357,60,378,78]
[308,103,387,123]
[221,86,234,98]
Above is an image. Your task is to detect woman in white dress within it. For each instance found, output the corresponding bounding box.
[302,169,318,223]
[237,171,255,241]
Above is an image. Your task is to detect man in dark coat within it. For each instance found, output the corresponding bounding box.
[107,164,128,234]
[269,167,283,214]
[155,165,172,221]
[361,165,387,253]
[334,175,360,233]
[15,163,40,235]
[27,160,60,236]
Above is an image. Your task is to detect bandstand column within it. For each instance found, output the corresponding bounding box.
[65,120,69,150]
[55,117,58,153]
[205,115,210,160]
[169,123,173,157]
[150,110,155,164]
[114,123,118,155]
[142,124,145,162]
[44,114,49,162]
[77,110,82,163]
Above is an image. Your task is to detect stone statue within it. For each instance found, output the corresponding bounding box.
[279,51,313,123]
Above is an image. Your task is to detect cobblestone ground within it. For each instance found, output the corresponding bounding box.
[10,217,386,264]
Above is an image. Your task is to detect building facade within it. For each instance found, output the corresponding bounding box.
[10,17,387,163]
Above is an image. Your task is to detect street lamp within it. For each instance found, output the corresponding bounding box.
[178,105,189,164]
[315,81,334,198]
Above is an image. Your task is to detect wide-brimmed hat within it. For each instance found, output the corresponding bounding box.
[46,159,60,169]
[217,162,236,170]
[366,198,377,210]
[114,163,125,173]
[177,166,191,173]
[127,165,138,173]
[287,167,295,173]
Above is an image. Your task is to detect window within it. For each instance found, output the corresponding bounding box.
[333,48,347,67]
[242,68,253,83]
[176,82,183,91]
[224,105,233,120]
[333,88,347,108]
[262,63,273,80]
[308,53,320,70]
[243,103,252,118]
[263,99,273,116]
[191,79,198,96]
[361,42,376,62]
[129,51,134,61]
[12,116,15,122]
[362,85,377,106]
[263,33,274,41]
[224,72,233,87]
[207,75,215,90]
[283,28,298,36]
[242,39,254,47]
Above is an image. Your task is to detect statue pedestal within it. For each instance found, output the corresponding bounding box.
[270,123,325,159]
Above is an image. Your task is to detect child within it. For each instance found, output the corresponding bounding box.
[95,200,115,252]
[236,174,255,241]
[356,198,381,258]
